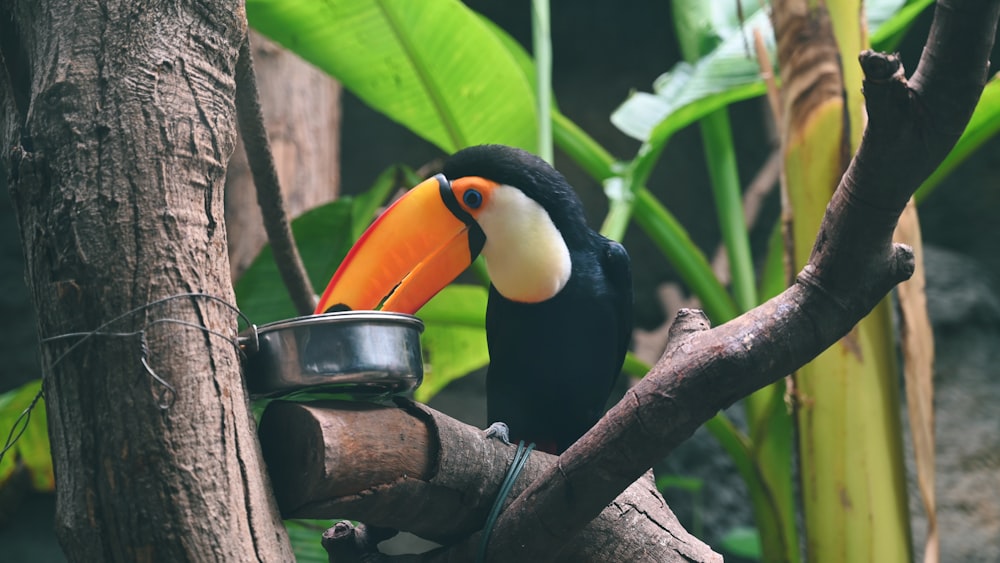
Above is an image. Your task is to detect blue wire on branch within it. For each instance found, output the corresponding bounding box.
[477,440,535,563]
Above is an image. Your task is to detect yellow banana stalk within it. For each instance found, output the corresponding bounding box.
[773,0,913,560]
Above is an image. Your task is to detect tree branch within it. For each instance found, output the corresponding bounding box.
[257,399,720,562]
[471,1,1000,560]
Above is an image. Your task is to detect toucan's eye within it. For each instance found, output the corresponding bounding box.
[463,189,483,209]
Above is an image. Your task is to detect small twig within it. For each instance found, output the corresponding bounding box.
[234,31,316,316]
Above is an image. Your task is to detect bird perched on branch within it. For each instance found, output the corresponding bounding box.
[315,144,632,454]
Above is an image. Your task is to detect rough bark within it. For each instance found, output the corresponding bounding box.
[0,1,291,560]
[257,400,720,563]
[225,30,342,282]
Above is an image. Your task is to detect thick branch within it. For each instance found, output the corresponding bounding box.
[257,400,720,563]
[472,1,1000,560]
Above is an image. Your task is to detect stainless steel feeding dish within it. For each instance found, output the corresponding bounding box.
[242,311,424,397]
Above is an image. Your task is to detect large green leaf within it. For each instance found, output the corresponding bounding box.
[0,380,53,492]
[246,0,537,153]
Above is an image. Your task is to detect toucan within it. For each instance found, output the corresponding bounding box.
[315,145,633,454]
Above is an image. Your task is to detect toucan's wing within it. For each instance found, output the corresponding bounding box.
[601,238,633,371]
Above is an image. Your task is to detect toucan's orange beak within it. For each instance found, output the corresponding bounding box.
[315,174,484,315]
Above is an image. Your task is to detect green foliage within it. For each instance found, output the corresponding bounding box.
[242,0,1000,554]
[245,0,537,153]
[236,198,353,324]
[656,473,705,537]
[285,519,334,562]
[870,0,935,51]
[916,75,1000,202]
[414,284,489,403]
[611,1,772,144]
[719,526,763,560]
[0,381,53,492]
[612,0,924,147]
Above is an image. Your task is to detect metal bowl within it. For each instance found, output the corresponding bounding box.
[242,311,424,398]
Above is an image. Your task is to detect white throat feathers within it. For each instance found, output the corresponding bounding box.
[474,184,572,303]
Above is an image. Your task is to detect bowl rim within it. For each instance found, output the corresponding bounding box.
[255,310,425,334]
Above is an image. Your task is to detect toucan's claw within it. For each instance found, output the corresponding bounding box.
[484,422,511,446]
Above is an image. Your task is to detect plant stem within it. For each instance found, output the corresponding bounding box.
[553,111,615,179]
[633,190,739,324]
[532,0,553,164]
[698,110,758,310]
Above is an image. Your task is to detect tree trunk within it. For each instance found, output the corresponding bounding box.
[225,30,342,281]
[0,1,291,560]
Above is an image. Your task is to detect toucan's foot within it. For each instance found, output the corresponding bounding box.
[484,422,511,446]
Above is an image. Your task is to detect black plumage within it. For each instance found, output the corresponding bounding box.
[444,145,633,454]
